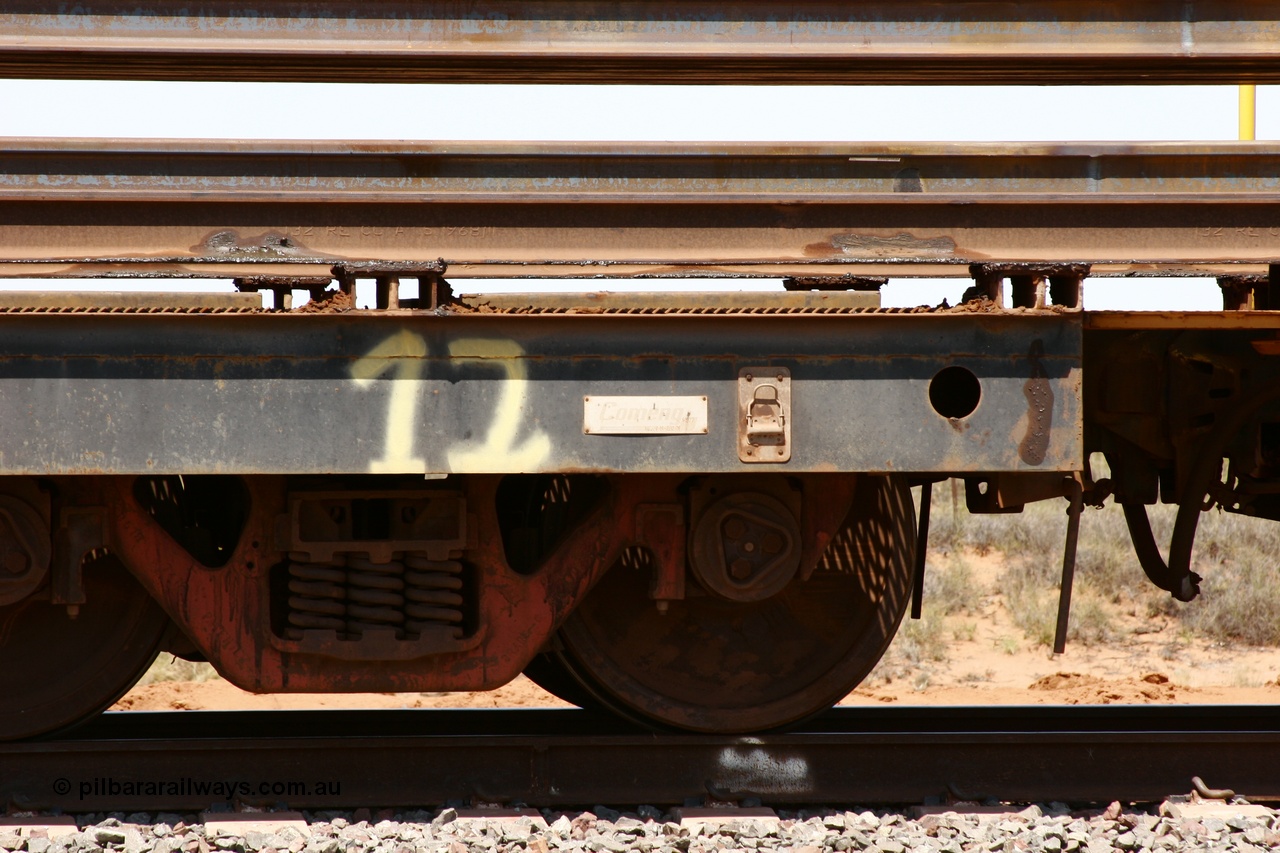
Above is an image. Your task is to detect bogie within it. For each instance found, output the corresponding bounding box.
[0,470,919,738]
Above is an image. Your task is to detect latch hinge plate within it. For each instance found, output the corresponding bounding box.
[738,367,792,463]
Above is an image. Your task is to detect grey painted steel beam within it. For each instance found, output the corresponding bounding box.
[0,312,1081,476]
[2,141,1280,278]
[1,2,1278,85]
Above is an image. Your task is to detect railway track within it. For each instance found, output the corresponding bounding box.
[4,706,1279,811]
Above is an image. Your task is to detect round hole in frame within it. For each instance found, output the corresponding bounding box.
[929,365,981,419]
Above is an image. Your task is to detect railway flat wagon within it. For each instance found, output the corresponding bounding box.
[1,2,1280,738]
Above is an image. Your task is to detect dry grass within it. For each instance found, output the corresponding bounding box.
[868,542,988,687]
[869,612,949,687]
[136,655,221,687]
[1182,510,1280,645]
[1001,581,1117,649]
[923,553,982,615]
[922,477,1280,651]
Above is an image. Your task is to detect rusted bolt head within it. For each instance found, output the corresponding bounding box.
[762,532,785,554]
[730,559,753,580]
[723,518,746,539]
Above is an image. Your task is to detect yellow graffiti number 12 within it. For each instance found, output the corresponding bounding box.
[350,329,428,473]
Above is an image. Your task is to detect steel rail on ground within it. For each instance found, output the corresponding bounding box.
[5,707,1280,810]
[0,2,1278,85]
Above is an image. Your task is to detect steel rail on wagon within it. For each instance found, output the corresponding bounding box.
[0,1,1278,85]
[1,139,1279,280]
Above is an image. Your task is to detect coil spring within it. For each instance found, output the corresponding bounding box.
[543,474,571,509]
[404,555,465,639]
[619,545,652,571]
[286,554,346,638]
[285,551,466,640]
[346,556,407,635]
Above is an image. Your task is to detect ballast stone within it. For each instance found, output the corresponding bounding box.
[7,804,1280,853]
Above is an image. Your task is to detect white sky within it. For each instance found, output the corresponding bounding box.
[2,81,1275,310]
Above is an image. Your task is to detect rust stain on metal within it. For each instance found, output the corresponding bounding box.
[1018,339,1054,466]
[445,297,1065,318]
[1088,311,1280,331]
[294,289,355,314]
[826,233,958,259]
[195,230,307,257]
[0,291,260,314]
[892,169,923,193]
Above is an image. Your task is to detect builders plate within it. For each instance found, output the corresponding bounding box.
[583,395,709,435]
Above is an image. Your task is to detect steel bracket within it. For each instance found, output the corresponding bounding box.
[53,506,104,606]
[279,490,467,563]
[636,503,686,613]
[965,472,1078,513]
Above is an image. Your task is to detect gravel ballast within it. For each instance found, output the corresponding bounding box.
[2,805,1279,853]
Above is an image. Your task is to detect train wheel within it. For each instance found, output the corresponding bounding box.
[0,556,168,739]
[554,475,916,733]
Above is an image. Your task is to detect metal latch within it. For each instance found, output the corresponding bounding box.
[747,385,785,440]
[738,367,791,463]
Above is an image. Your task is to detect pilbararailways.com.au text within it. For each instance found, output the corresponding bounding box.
[58,777,341,800]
